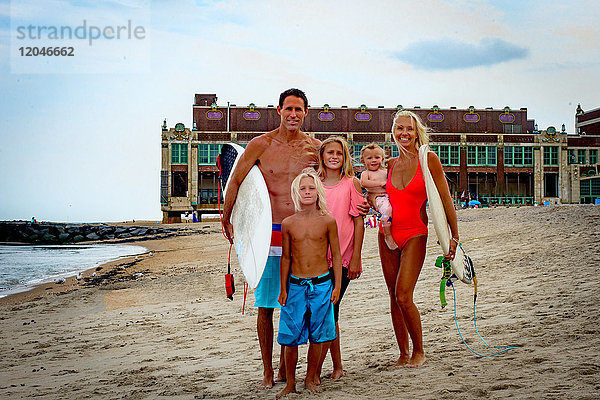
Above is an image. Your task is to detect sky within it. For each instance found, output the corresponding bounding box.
[0,0,599,222]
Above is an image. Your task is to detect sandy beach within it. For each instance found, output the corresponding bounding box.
[1,205,599,399]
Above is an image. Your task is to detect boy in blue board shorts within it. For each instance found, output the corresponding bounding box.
[276,169,342,398]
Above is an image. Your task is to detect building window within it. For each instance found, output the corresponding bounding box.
[353,144,364,165]
[580,178,600,203]
[199,144,221,165]
[160,170,168,204]
[578,149,587,164]
[430,145,460,166]
[390,146,399,158]
[467,146,496,166]
[544,173,558,197]
[543,147,558,166]
[568,149,576,164]
[590,150,598,164]
[171,143,188,164]
[503,124,522,134]
[504,146,533,167]
[200,188,220,204]
[172,171,188,197]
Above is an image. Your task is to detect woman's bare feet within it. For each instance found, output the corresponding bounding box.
[406,353,426,368]
[387,355,409,369]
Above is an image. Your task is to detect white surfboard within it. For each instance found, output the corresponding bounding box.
[419,145,473,284]
[220,143,272,289]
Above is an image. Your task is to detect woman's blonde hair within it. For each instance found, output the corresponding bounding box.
[318,136,355,179]
[290,168,329,216]
[391,110,429,154]
[360,143,386,167]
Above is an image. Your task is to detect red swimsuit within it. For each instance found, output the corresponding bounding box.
[386,159,428,249]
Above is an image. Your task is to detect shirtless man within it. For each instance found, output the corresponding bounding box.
[223,88,320,389]
[276,169,342,398]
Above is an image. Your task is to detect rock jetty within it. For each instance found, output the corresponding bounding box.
[0,221,187,244]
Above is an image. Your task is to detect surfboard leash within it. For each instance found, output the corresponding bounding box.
[449,280,519,357]
[435,245,519,357]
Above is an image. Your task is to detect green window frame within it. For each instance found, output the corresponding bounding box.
[543,147,558,166]
[568,149,576,164]
[467,146,496,166]
[504,146,533,167]
[578,149,587,164]
[430,145,459,166]
[353,144,364,165]
[171,143,188,164]
[390,146,399,158]
[580,178,600,203]
[590,150,598,164]
[198,144,221,165]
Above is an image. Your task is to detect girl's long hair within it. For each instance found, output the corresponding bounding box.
[290,168,329,216]
[317,136,355,179]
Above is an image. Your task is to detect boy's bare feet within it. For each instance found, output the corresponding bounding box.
[304,381,323,394]
[276,384,296,399]
[258,373,274,389]
[276,371,286,382]
[406,353,427,368]
[329,369,345,380]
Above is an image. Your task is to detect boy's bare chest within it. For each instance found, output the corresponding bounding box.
[290,222,327,242]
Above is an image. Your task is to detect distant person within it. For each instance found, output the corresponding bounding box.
[373,110,459,368]
[315,136,365,382]
[360,143,396,249]
[276,169,342,398]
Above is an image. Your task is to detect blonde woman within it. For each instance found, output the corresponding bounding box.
[377,110,458,368]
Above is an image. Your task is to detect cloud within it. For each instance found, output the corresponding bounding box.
[393,37,529,70]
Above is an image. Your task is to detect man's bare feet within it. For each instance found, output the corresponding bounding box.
[304,381,323,394]
[387,355,409,369]
[276,384,296,399]
[329,368,345,380]
[258,373,274,389]
[406,353,426,368]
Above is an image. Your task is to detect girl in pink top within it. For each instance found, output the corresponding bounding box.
[314,136,365,382]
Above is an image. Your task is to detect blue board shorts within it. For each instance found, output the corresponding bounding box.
[277,272,337,347]
[254,224,283,309]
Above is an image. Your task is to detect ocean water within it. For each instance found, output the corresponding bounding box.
[0,244,147,297]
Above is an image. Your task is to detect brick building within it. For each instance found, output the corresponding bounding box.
[160,95,600,222]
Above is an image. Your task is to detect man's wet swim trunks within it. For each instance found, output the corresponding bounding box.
[254,224,283,308]
[277,272,337,347]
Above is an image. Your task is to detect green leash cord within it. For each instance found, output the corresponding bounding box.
[435,256,452,308]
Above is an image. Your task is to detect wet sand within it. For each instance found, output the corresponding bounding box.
[1,205,599,399]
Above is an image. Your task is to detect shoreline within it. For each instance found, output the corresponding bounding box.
[0,242,148,300]
[0,222,221,306]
